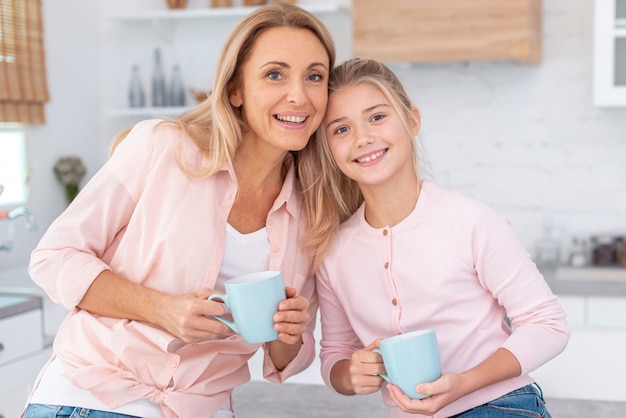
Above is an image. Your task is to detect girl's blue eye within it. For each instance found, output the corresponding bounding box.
[371,114,385,122]
[334,126,348,135]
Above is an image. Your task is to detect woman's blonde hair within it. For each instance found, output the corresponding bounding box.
[300,58,425,270]
[110,3,336,179]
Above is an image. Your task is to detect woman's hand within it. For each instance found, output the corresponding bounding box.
[157,288,235,343]
[266,287,310,370]
[78,271,234,343]
[273,287,310,344]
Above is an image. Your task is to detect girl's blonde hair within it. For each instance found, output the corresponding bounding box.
[300,58,425,270]
[110,3,336,180]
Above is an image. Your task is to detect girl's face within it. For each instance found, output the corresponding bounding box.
[324,83,420,188]
[230,27,329,157]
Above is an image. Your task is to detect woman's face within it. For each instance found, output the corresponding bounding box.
[324,83,419,188]
[230,27,330,157]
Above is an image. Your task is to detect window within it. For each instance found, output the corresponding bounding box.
[0,125,28,205]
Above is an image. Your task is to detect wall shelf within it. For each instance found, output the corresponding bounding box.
[107,4,346,21]
[107,107,187,118]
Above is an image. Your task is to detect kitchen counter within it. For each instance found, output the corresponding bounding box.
[0,294,42,320]
[0,266,67,338]
[540,265,626,297]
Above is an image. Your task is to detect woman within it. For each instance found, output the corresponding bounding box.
[301,58,569,417]
[24,4,335,418]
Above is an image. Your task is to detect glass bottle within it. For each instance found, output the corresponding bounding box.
[151,48,167,107]
[534,217,561,266]
[568,236,588,267]
[128,65,145,108]
[168,64,186,107]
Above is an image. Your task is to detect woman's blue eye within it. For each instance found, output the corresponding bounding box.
[308,74,323,82]
[268,71,282,80]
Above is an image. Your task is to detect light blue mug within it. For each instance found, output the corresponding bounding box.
[374,329,442,399]
[208,270,286,344]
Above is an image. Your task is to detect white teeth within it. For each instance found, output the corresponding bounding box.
[276,115,306,123]
[356,150,385,163]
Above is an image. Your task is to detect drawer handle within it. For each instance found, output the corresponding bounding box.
[0,342,4,351]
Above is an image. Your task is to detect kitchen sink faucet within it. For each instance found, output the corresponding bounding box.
[0,206,37,251]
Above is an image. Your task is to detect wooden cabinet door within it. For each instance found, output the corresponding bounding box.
[353,0,542,63]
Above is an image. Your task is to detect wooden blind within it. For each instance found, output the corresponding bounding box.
[0,0,49,124]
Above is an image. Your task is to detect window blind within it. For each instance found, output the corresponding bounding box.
[0,0,49,124]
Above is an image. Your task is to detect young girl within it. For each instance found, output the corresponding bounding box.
[302,58,569,417]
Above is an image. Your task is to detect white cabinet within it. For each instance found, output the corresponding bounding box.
[0,309,43,366]
[530,293,626,401]
[0,301,46,418]
[593,0,626,106]
[0,347,52,418]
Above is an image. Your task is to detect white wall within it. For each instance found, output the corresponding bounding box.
[392,0,626,253]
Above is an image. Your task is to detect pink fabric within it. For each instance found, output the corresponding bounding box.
[316,181,569,418]
[28,119,316,417]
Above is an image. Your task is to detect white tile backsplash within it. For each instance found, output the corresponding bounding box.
[386,0,626,254]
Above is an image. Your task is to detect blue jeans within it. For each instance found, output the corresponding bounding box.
[24,404,140,418]
[450,384,551,418]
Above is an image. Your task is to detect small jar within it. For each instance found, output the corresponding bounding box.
[617,236,626,267]
[591,235,617,266]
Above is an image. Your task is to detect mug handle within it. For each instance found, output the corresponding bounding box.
[207,293,240,334]
[372,348,390,382]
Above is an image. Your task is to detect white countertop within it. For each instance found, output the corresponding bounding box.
[540,265,626,297]
[0,294,42,319]
[0,266,67,338]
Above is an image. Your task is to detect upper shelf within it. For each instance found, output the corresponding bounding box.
[106,107,187,118]
[106,4,349,44]
[107,4,347,21]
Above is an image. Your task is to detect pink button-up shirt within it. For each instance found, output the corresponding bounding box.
[28,119,316,418]
[316,181,569,418]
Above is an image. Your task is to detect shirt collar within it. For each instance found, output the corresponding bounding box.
[220,153,300,219]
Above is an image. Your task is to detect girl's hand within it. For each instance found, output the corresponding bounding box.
[273,287,310,344]
[387,371,463,416]
[348,339,386,395]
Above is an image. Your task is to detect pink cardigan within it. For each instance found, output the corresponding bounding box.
[316,181,569,418]
[29,119,316,418]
